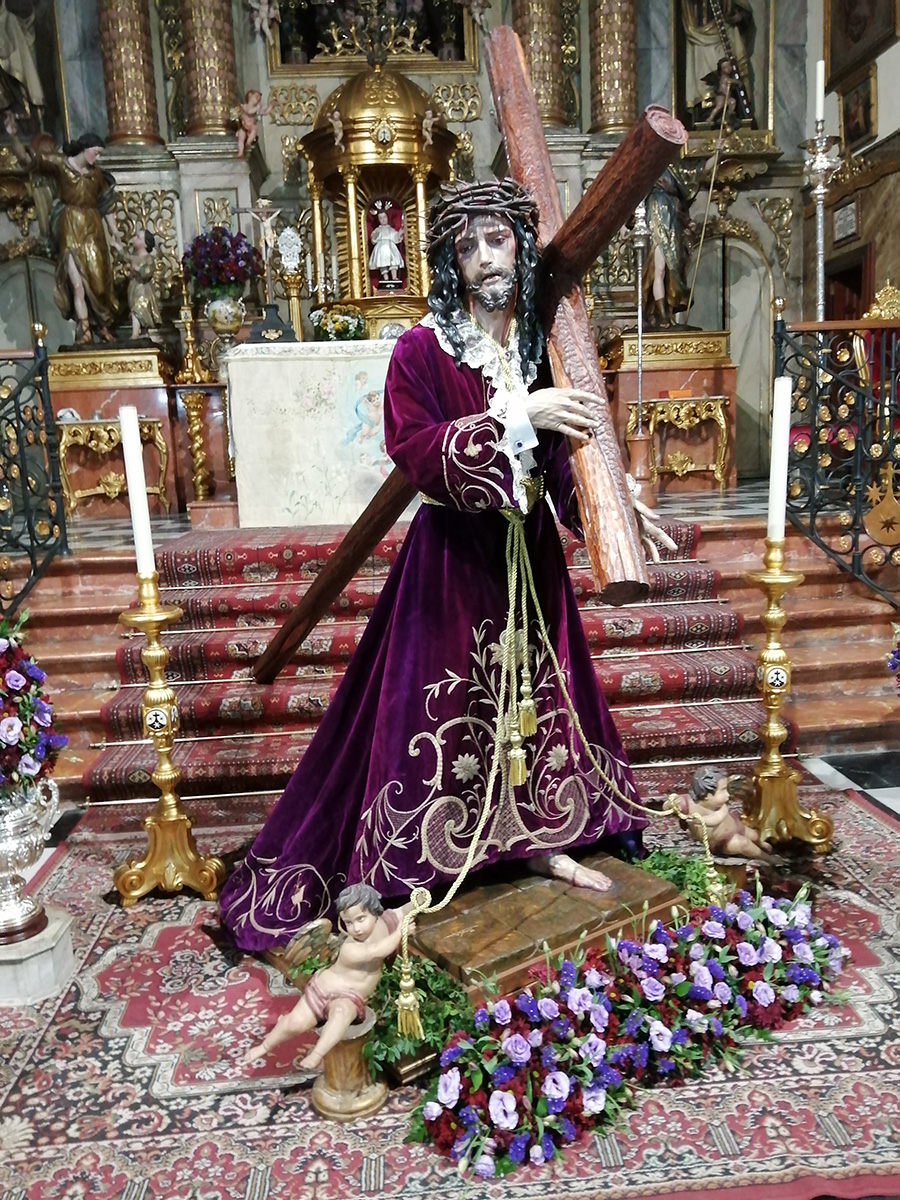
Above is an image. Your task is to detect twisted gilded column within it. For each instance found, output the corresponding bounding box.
[97,0,162,144]
[510,0,566,127]
[590,0,638,134]
[180,0,239,135]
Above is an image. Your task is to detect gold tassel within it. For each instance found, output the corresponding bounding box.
[508,724,528,786]
[396,962,425,1039]
[518,682,537,737]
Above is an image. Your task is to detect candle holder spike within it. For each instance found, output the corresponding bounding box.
[113,572,226,906]
[744,538,833,852]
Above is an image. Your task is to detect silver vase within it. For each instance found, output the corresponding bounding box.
[0,779,59,942]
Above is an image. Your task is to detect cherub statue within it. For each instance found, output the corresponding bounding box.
[248,0,280,44]
[421,106,435,146]
[679,766,773,860]
[242,884,414,1071]
[235,89,269,159]
[328,108,344,151]
[116,228,161,340]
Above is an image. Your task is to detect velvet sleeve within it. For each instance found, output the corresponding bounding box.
[383,327,521,512]
[542,433,584,539]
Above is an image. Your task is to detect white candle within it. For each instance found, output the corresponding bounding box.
[331,252,339,289]
[119,406,156,577]
[815,59,825,124]
[305,251,313,281]
[767,376,793,541]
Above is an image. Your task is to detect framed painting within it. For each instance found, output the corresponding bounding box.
[832,196,860,247]
[839,64,878,152]
[826,0,900,91]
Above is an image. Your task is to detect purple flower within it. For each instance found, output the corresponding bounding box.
[672,1028,689,1045]
[702,920,726,940]
[492,1065,515,1085]
[752,980,776,1007]
[585,967,610,988]
[474,1154,495,1178]
[551,1017,571,1039]
[0,637,8,652]
[489,1089,518,1131]
[542,1132,555,1160]
[24,661,45,684]
[0,715,22,745]
[504,1033,532,1066]
[583,1082,607,1114]
[423,1100,442,1120]
[542,1071,571,1101]
[589,1004,609,1033]
[567,986,593,1015]
[658,1057,676,1074]
[493,998,512,1025]
[767,907,789,928]
[792,941,815,964]
[541,1044,557,1069]
[509,1133,530,1163]
[724,902,739,919]
[437,1067,461,1108]
[547,1096,566,1115]
[669,971,686,985]
[685,1009,708,1032]
[560,959,577,987]
[781,984,801,1004]
[710,1017,723,1036]
[713,982,732,1005]
[736,911,754,931]
[623,1009,644,1036]
[707,958,725,981]
[530,1143,545,1165]
[516,993,540,1021]
[735,994,748,1018]
[643,942,668,962]
[527,1028,543,1048]
[736,941,759,966]
[560,1118,577,1142]
[18,753,40,777]
[760,938,783,964]
[690,963,713,990]
[474,1007,489,1030]
[640,977,666,1002]
[597,1062,622,1087]
[4,669,26,692]
[648,1020,672,1052]
[688,984,713,1002]
[538,996,559,1021]
[580,1033,607,1067]
[689,943,705,960]
[440,1044,463,1068]
[675,924,695,940]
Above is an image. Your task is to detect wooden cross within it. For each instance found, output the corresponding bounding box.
[254,27,686,684]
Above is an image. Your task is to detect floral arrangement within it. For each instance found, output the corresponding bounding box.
[888,622,900,690]
[0,613,67,808]
[310,303,367,341]
[182,226,262,299]
[410,883,848,1178]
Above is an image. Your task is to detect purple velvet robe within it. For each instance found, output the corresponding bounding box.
[219,322,644,952]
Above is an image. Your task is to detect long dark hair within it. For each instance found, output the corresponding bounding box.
[426,181,544,379]
[62,132,105,157]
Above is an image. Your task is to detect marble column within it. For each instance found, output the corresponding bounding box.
[590,0,638,134]
[96,0,162,144]
[180,0,240,136]
[510,0,566,127]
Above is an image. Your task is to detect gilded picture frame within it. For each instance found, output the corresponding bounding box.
[839,63,878,153]
[825,0,900,92]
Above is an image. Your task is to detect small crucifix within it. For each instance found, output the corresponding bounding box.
[235,197,282,304]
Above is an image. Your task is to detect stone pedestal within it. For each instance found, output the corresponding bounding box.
[171,138,265,246]
[311,1007,387,1121]
[0,907,75,1005]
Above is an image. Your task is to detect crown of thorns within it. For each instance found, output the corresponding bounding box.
[428,179,539,255]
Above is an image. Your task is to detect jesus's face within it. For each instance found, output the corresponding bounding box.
[454,215,517,313]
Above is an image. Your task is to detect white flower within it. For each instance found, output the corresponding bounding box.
[451,753,480,783]
[547,744,569,771]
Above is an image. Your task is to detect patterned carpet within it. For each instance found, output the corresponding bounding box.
[3,778,899,1200]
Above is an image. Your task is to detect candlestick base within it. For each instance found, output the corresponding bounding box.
[743,539,833,853]
[113,573,226,907]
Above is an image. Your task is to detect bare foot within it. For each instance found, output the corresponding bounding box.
[529,852,613,892]
[241,1041,268,1065]
[300,1048,324,1071]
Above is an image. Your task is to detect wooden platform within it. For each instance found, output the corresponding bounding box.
[413,853,681,999]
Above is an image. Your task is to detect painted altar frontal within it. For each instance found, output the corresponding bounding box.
[225,341,416,527]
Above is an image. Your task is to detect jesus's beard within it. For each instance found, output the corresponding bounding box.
[465,269,517,313]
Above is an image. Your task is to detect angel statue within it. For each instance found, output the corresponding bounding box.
[248,0,280,44]
[677,766,774,861]
[242,884,414,1071]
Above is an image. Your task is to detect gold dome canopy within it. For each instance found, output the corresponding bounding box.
[303,62,456,184]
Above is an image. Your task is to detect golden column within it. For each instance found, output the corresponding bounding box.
[180,0,240,135]
[97,0,163,144]
[412,164,430,296]
[510,0,566,127]
[341,165,362,301]
[590,0,638,134]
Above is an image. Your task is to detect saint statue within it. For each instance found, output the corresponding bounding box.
[681,0,754,126]
[367,204,405,287]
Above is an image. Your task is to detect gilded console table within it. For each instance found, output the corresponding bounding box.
[56,418,170,516]
[625,396,730,487]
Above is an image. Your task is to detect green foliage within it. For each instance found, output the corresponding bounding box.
[364,955,472,1077]
[639,846,725,908]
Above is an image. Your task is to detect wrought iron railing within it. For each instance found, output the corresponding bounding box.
[0,329,68,615]
[775,311,900,607]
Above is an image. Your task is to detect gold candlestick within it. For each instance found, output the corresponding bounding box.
[281,270,305,341]
[113,573,226,906]
[744,538,833,852]
[175,304,215,385]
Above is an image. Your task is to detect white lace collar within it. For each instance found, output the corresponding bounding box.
[421,311,538,390]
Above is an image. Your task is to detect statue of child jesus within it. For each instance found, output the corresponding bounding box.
[242,883,413,1070]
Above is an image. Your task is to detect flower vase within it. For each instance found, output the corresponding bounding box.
[0,779,59,942]
[204,292,245,351]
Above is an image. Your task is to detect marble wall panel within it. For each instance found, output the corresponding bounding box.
[635,0,671,112]
[54,0,108,140]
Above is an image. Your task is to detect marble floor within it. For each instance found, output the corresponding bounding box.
[804,752,900,822]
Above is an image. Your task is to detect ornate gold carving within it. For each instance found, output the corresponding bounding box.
[511,0,566,127]
[751,197,793,273]
[48,349,171,390]
[182,390,212,501]
[619,331,731,366]
[625,396,730,486]
[863,282,900,320]
[561,0,580,127]
[430,81,482,123]
[155,0,187,136]
[181,0,239,135]
[267,85,320,126]
[589,0,637,132]
[315,8,424,61]
[0,174,35,236]
[705,214,763,257]
[113,189,181,299]
[281,135,303,183]
[57,418,169,515]
[97,0,162,144]
[202,196,233,229]
[587,225,634,296]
